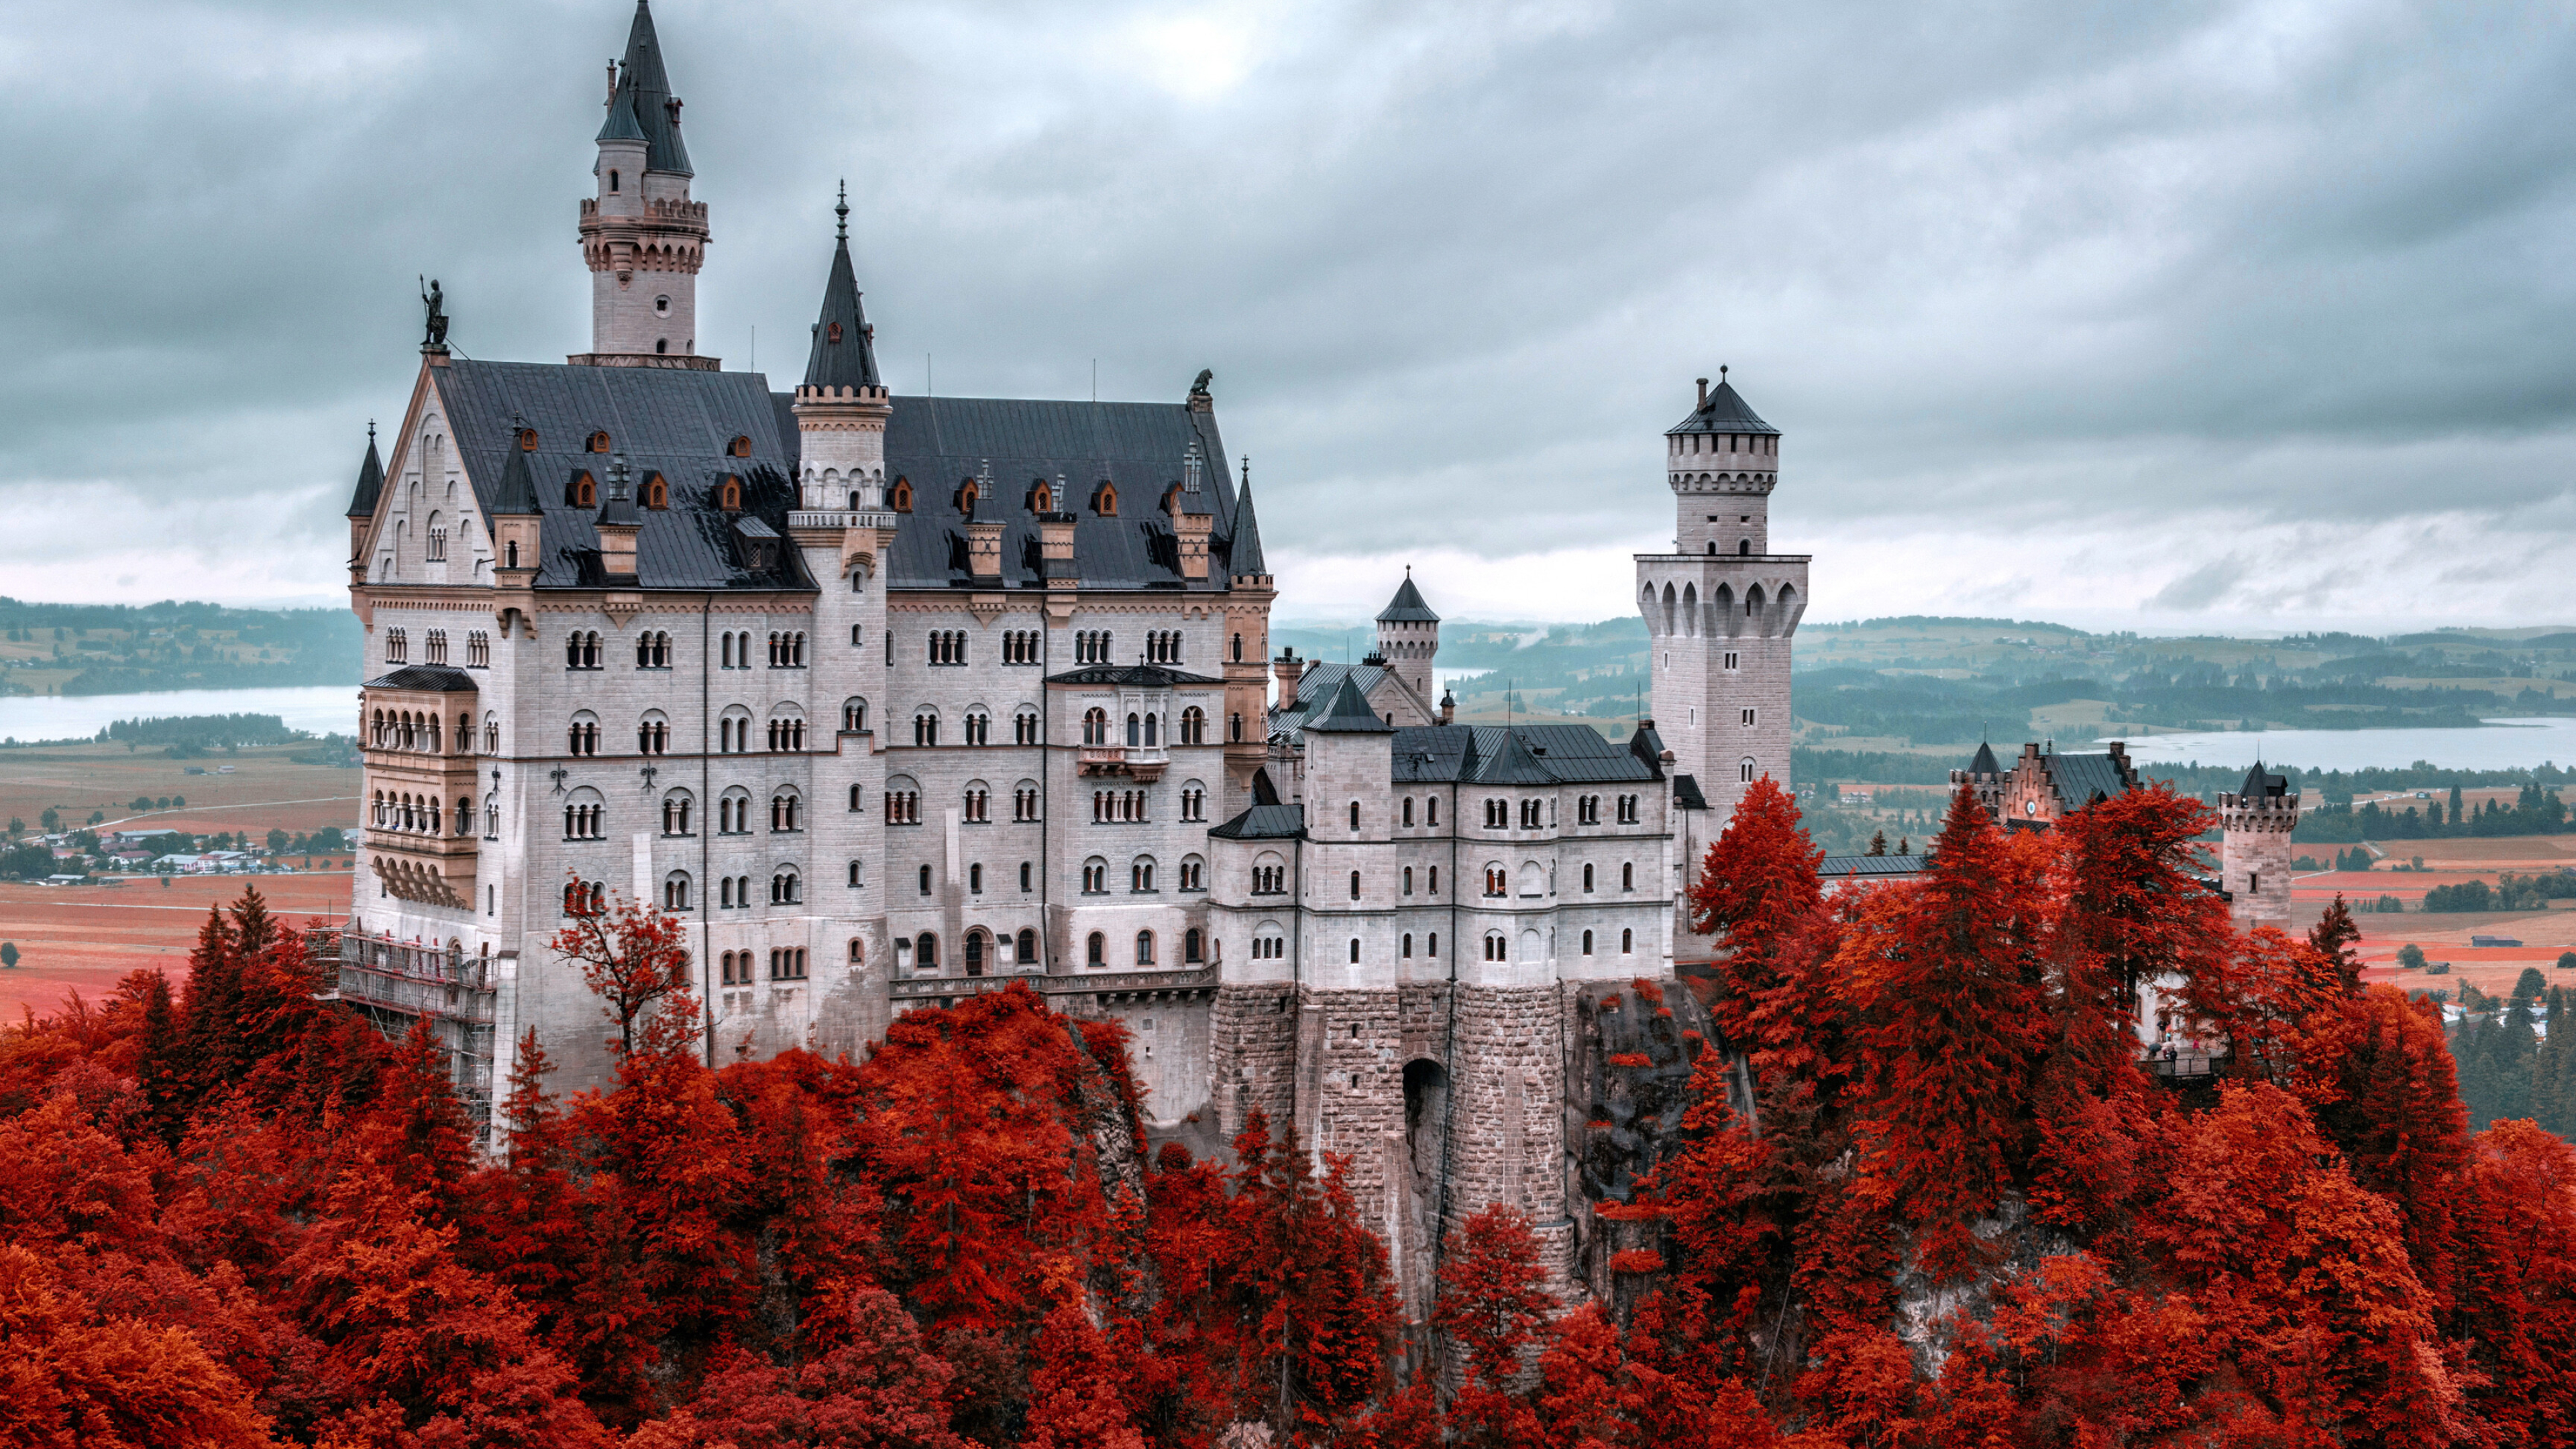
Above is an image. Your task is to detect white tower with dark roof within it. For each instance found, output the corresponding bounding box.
[576,0,712,367]
[1374,570,1440,706]
[1637,370,1808,822]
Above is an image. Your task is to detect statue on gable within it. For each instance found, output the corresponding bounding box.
[420,276,449,350]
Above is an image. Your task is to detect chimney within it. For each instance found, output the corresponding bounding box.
[1697,377,1708,409]
[966,519,1004,583]
[1038,509,1079,584]
[1177,510,1211,580]
[1273,647,1305,700]
[594,455,642,583]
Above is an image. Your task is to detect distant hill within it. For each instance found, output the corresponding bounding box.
[0,598,359,696]
[1279,612,2576,746]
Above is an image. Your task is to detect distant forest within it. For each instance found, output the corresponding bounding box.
[0,597,358,695]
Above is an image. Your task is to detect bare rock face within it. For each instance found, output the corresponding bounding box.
[1560,977,1729,1309]
[1886,1193,2078,1379]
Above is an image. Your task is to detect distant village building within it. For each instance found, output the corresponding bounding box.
[335,1,1799,1308]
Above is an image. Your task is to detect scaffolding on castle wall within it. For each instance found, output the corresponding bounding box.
[307,922,498,1144]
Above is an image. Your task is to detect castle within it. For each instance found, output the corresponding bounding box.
[334,0,1807,1312]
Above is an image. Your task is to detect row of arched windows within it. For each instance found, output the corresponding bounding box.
[371,790,472,837]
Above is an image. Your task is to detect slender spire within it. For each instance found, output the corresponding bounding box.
[490,437,540,517]
[1228,455,1267,577]
[1377,568,1438,622]
[345,422,384,519]
[610,0,690,174]
[836,179,849,241]
[801,191,881,392]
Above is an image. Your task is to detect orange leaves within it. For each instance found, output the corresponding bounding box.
[0,1242,278,1449]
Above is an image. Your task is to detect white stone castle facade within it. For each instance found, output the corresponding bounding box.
[340,1,1808,1311]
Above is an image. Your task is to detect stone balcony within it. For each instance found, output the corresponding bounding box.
[1078,745,1168,782]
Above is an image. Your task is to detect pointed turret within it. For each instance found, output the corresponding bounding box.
[1968,741,2001,776]
[345,423,384,519]
[576,0,711,366]
[792,186,894,518]
[612,0,690,176]
[802,186,882,392]
[490,439,540,517]
[1228,457,1269,579]
[1305,674,1395,734]
[1373,566,1439,705]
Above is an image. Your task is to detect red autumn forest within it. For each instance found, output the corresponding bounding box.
[6,778,2574,1446]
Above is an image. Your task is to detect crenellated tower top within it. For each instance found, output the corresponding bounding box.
[574,0,715,368]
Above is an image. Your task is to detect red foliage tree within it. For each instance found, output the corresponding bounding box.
[2455,1120,2576,1441]
[1840,784,2055,1275]
[549,876,696,1059]
[1434,1205,1556,1390]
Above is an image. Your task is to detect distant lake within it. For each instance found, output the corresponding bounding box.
[2122,718,2576,774]
[0,686,357,744]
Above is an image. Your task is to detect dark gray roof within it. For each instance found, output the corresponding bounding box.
[596,87,647,145]
[1387,724,1655,785]
[1273,663,1392,735]
[431,360,806,592]
[364,665,478,692]
[1820,854,1929,877]
[596,458,642,527]
[1044,663,1222,688]
[1968,741,2001,775]
[1229,466,1267,576]
[2240,762,2289,798]
[612,0,690,175]
[1673,774,1707,810]
[490,443,539,516]
[433,358,1248,594]
[802,205,881,392]
[878,394,1242,591]
[347,429,384,518]
[1377,572,1438,623]
[1667,376,1778,437]
[1474,728,1554,783]
[2049,751,2139,812]
[1210,804,1307,840]
[1306,674,1396,733]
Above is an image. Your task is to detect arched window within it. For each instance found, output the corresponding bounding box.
[771,789,801,833]
[1018,928,1038,965]
[1402,932,1414,958]
[607,169,619,193]
[730,435,753,458]
[1622,861,1635,891]
[965,931,987,977]
[848,859,864,887]
[1181,706,1207,745]
[1126,712,1141,747]
[918,864,932,895]
[1185,928,1203,964]
[1083,708,1109,746]
[1582,863,1595,892]
[1739,539,1751,555]
[1403,798,1415,827]
[1348,938,1361,963]
[1581,929,1594,955]
[661,790,694,836]
[643,474,667,509]
[663,871,692,910]
[1087,932,1106,968]
[1621,928,1634,955]
[770,869,802,905]
[1348,801,1360,832]
[1135,931,1155,967]
[890,478,913,512]
[718,476,742,511]
[567,472,596,507]
[916,932,938,971]
[843,698,867,733]
[1349,870,1361,900]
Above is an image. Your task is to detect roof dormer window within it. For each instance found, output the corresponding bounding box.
[643,474,668,510]
[1092,480,1118,517]
[517,427,539,451]
[1029,478,1053,513]
[718,475,741,512]
[890,478,912,513]
[568,472,596,508]
[827,322,844,344]
[587,431,610,453]
[729,435,752,458]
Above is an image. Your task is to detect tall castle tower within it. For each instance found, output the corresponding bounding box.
[1375,570,1440,706]
[2219,763,2300,928]
[576,0,713,367]
[1637,372,1807,818]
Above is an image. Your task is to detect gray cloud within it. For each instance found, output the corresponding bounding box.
[3,0,2573,625]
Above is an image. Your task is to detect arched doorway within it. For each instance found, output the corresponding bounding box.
[965,930,988,977]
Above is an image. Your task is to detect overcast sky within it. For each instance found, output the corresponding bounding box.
[3,0,2571,632]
